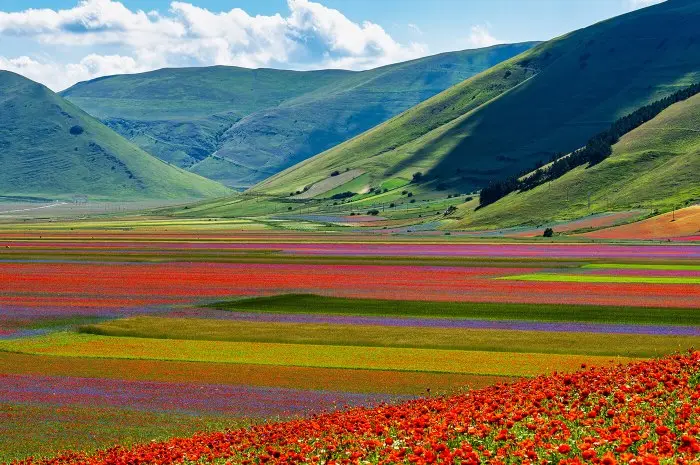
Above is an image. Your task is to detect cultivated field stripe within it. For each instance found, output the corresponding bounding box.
[79,317,700,356]
[584,263,700,271]
[0,352,504,396]
[0,333,633,377]
[500,273,700,285]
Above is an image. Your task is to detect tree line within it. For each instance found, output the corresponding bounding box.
[479,82,700,208]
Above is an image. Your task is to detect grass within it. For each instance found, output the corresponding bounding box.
[79,317,700,357]
[501,273,700,285]
[64,45,534,188]
[0,332,632,377]
[206,294,700,326]
[0,71,230,201]
[0,403,243,463]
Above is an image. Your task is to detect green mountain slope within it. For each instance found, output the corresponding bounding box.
[62,44,535,188]
[0,71,230,201]
[62,67,349,170]
[201,44,537,187]
[456,91,700,229]
[252,0,700,199]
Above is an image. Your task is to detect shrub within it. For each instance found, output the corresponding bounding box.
[412,172,423,182]
[331,192,355,200]
[367,209,380,216]
[330,170,340,177]
[69,125,84,135]
[543,228,554,238]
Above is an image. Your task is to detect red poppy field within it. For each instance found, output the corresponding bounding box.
[13,351,700,465]
[0,229,698,463]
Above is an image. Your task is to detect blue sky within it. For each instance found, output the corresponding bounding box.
[0,0,664,90]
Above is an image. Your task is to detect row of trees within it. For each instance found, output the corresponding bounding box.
[479,82,700,208]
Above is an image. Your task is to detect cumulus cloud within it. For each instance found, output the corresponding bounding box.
[463,24,502,49]
[0,54,147,91]
[0,0,427,90]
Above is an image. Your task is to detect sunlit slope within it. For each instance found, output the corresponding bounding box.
[63,44,534,188]
[0,72,230,201]
[253,0,700,197]
[457,92,700,229]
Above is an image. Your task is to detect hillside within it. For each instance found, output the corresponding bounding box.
[457,90,700,229]
[62,44,535,188]
[62,67,349,172]
[251,0,700,200]
[0,72,230,201]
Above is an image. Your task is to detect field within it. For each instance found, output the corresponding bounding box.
[0,225,697,463]
[16,351,700,465]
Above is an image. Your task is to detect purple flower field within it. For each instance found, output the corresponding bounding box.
[0,374,408,418]
[167,309,700,336]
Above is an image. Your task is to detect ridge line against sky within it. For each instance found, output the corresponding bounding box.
[0,0,665,91]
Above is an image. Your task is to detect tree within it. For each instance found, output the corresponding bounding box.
[543,228,554,238]
[69,125,84,135]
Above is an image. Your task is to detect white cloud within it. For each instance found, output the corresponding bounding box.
[407,23,423,35]
[0,54,147,91]
[0,0,427,91]
[628,0,665,10]
[463,24,502,49]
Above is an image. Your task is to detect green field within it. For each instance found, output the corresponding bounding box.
[207,294,700,326]
[0,71,230,201]
[80,317,700,357]
[501,273,700,285]
[584,263,700,271]
[0,332,633,377]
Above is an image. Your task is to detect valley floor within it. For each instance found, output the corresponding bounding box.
[0,223,697,462]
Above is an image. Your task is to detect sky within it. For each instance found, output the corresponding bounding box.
[0,0,665,91]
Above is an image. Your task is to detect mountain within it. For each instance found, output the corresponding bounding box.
[456,90,700,229]
[0,71,230,201]
[62,43,536,188]
[61,67,350,173]
[250,0,700,201]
